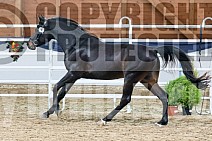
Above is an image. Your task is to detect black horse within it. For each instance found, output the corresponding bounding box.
[28,16,210,126]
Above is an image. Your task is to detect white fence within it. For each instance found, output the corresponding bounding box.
[0,16,211,113]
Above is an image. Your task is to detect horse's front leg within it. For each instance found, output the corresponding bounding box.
[55,83,74,116]
[42,71,79,118]
[42,83,65,118]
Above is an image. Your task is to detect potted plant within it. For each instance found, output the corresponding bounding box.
[167,103,178,116]
[165,76,202,115]
[165,81,179,116]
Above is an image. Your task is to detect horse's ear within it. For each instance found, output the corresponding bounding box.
[38,15,45,23]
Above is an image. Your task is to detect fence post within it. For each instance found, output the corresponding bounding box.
[200,17,212,114]
[119,16,133,113]
[119,16,132,44]
[48,40,54,108]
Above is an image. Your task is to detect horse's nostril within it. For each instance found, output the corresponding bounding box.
[27,40,36,50]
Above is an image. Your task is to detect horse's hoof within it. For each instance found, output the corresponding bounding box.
[155,120,168,127]
[41,112,49,119]
[97,119,107,126]
[155,122,164,127]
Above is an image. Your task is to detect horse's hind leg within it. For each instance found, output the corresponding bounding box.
[102,81,134,123]
[142,80,168,125]
[101,73,142,124]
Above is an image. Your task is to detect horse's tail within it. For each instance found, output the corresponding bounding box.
[156,46,211,89]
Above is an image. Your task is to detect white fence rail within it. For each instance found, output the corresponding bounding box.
[0,16,211,113]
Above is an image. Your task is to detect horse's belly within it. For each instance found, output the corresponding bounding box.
[82,71,124,80]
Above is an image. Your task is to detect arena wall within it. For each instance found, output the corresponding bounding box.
[0,0,212,39]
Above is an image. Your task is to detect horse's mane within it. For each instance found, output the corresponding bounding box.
[49,17,99,39]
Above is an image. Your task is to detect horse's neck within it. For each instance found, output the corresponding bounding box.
[55,34,100,52]
[50,22,100,52]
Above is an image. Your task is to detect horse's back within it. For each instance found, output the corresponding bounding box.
[66,41,159,80]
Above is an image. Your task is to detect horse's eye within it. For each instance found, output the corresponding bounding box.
[38,27,45,33]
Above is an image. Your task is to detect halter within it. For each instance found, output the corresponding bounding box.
[35,26,45,43]
[38,26,45,33]
[36,16,47,41]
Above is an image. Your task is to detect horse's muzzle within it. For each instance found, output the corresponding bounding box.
[27,39,37,50]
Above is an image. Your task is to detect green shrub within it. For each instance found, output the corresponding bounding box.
[165,76,202,107]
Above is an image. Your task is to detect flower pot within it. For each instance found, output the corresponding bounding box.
[168,106,178,116]
[182,106,192,115]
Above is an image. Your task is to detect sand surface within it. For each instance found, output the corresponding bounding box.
[0,96,212,141]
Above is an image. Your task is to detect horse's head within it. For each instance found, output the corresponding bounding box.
[28,16,53,50]
[28,16,92,50]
